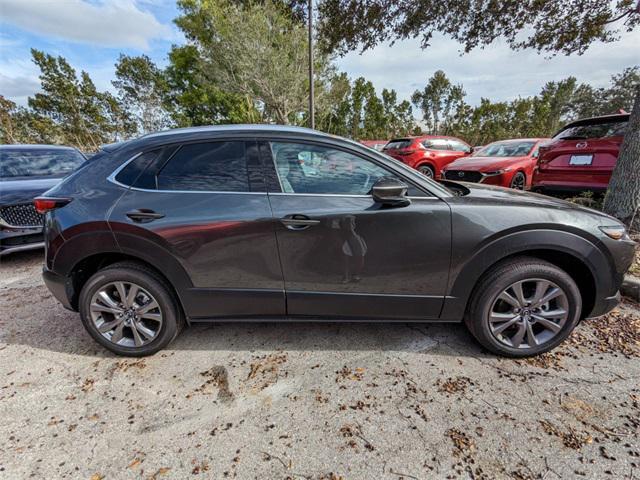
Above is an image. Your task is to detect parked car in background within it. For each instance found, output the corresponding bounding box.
[37,125,634,358]
[442,138,549,190]
[382,135,472,179]
[359,140,388,151]
[532,113,629,194]
[1,145,86,255]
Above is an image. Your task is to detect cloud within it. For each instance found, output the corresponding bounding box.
[335,31,640,106]
[0,0,173,50]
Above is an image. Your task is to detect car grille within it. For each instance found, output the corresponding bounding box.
[0,203,44,228]
[444,170,483,183]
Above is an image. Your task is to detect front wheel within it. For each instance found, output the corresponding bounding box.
[79,263,182,356]
[464,257,581,357]
[510,171,526,190]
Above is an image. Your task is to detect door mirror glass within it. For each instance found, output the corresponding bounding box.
[372,177,411,207]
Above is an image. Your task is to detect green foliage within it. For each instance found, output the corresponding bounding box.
[317,0,639,56]
[411,70,465,134]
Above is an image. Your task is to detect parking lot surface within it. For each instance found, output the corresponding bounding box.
[1,251,639,479]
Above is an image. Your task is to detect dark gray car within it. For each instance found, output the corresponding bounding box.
[1,144,86,255]
[38,125,635,357]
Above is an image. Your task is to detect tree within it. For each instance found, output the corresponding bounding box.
[174,0,331,125]
[113,54,171,135]
[317,1,640,56]
[604,86,640,231]
[28,49,132,150]
[411,71,465,134]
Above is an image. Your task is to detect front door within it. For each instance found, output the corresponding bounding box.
[261,141,451,320]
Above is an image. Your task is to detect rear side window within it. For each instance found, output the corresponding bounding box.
[157,141,249,192]
[384,139,412,150]
[555,120,628,140]
[422,139,450,150]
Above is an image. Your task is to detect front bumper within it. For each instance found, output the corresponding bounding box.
[0,226,44,256]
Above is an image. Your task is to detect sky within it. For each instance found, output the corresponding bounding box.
[1,0,639,111]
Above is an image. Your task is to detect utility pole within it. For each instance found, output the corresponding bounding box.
[308,0,315,129]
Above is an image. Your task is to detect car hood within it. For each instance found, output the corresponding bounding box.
[445,156,528,171]
[448,180,618,222]
[0,176,64,205]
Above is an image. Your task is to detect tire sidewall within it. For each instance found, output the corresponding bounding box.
[79,267,179,356]
[470,263,582,357]
[418,165,435,178]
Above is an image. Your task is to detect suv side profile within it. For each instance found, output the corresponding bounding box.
[382,136,472,179]
[39,126,634,357]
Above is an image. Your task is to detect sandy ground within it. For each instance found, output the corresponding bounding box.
[1,250,639,480]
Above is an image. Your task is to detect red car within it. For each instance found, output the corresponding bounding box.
[532,113,629,194]
[442,138,549,190]
[382,136,472,179]
[359,140,388,151]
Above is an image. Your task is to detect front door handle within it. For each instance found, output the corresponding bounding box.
[126,209,165,223]
[280,214,320,230]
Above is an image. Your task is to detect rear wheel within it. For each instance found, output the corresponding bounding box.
[418,165,435,178]
[510,171,526,190]
[464,257,581,357]
[79,263,182,356]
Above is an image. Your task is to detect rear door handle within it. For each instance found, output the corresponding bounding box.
[280,214,320,230]
[126,209,165,223]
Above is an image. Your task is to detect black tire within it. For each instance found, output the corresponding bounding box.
[510,171,526,190]
[418,165,435,178]
[79,262,183,356]
[464,257,581,357]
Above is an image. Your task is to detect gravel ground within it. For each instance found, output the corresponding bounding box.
[1,250,639,480]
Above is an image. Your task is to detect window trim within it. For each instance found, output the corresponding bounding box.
[262,138,438,199]
[107,140,266,195]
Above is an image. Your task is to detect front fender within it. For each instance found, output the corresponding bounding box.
[440,228,614,320]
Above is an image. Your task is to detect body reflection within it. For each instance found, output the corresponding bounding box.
[333,215,367,283]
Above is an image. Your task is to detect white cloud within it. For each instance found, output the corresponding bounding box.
[0,0,173,50]
[336,30,640,107]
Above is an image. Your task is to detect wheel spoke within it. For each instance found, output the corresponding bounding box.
[125,284,139,308]
[531,280,550,305]
[134,322,156,340]
[130,323,144,347]
[536,308,566,319]
[137,300,159,315]
[110,323,125,344]
[498,291,520,309]
[97,291,120,309]
[511,282,527,307]
[91,303,123,315]
[139,312,162,322]
[490,312,517,323]
[98,318,122,333]
[525,321,538,347]
[509,323,526,348]
[532,315,562,333]
[492,317,520,334]
[536,287,562,307]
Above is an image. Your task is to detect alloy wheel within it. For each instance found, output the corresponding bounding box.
[488,278,569,350]
[419,166,434,178]
[510,173,525,190]
[89,281,163,348]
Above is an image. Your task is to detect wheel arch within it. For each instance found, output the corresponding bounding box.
[441,229,612,321]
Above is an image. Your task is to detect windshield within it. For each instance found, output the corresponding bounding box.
[475,141,536,157]
[554,120,628,140]
[0,148,85,178]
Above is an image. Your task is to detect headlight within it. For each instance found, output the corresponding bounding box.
[483,168,511,176]
[599,225,629,240]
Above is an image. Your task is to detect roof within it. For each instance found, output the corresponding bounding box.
[0,144,78,150]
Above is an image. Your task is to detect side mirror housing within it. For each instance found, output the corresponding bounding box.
[372,177,411,208]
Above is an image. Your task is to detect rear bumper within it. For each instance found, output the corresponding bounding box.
[43,267,76,311]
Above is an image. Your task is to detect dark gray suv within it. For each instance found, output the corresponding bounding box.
[38,125,635,357]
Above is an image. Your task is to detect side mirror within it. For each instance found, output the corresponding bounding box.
[372,177,411,208]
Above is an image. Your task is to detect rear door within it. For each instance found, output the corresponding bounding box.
[108,139,285,320]
[261,140,452,320]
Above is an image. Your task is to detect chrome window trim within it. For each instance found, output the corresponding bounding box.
[268,192,439,200]
[106,151,266,195]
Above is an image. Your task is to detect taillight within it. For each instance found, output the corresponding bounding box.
[33,197,72,214]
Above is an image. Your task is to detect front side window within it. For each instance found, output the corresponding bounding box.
[449,140,471,153]
[157,141,249,192]
[269,142,424,196]
[0,148,85,178]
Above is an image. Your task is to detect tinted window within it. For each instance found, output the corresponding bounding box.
[270,142,424,196]
[555,120,628,140]
[115,149,162,188]
[0,148,85,178]
[384,139,412,150]
[422,139,450,150]
[475,141,536,157]
[157,142,249,192]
